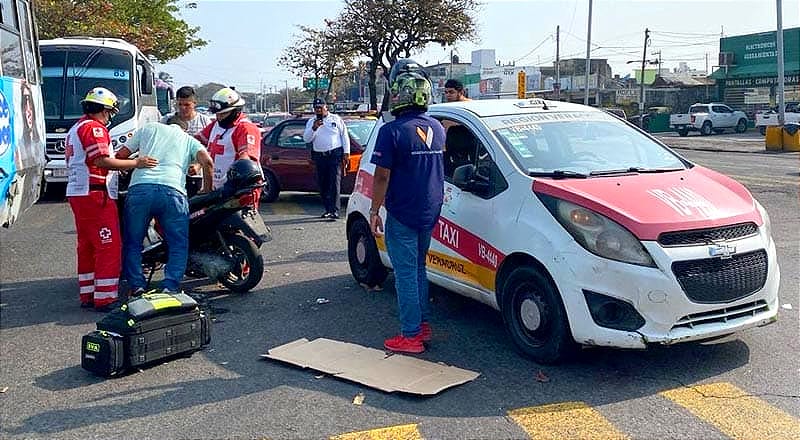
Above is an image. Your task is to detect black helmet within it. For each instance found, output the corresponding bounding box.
[225,159,263,190]
[388,58,429,84]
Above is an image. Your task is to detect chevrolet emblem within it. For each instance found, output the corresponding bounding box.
[708,243,736,259]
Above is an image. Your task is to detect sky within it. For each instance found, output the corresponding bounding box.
[161,0,800,94]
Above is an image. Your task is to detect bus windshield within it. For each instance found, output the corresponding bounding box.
[41,46,135,130]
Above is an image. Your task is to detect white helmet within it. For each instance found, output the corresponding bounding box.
[209,87,245,115]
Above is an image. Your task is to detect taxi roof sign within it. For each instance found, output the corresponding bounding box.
[514,98,551,109]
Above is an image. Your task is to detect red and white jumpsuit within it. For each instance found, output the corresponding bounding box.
[65,116,120,308]
[196,114,262,205]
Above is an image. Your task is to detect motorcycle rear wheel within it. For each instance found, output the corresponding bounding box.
[219,234,264,293]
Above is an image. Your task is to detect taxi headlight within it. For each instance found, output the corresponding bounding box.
[755,200,772,238]
[539,195,656,267]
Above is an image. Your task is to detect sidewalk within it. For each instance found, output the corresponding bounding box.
[653,132,800,155]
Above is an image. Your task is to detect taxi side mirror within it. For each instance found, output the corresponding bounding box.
[453,164,489,195]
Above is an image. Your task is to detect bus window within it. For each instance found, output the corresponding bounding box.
[42,46,135,127]
[0,28,24,78]
[0,0,19,28]
[17,0,37,84]
[137,57,154,95]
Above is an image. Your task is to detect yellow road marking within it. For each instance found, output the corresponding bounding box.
[661,382,800,440]
[331,423,422,440]
[267,203,308,215]
[507,402,628,440]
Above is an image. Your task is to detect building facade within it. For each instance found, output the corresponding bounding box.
[711,27,800,116]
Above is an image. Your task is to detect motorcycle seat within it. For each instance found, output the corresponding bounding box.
[189,190,224,211]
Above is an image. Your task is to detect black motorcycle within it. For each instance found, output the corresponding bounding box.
[119,160,271,293]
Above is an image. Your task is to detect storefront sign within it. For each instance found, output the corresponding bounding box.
[720,28,799,68]
[725,74,800,87]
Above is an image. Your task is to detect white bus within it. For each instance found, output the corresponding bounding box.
[0,0,46,227]
[39,37,160,195]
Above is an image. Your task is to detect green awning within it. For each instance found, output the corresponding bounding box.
[711,61,800,79]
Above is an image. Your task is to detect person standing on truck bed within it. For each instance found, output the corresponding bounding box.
[65,87,157,311]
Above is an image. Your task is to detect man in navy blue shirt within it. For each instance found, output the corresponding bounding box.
[370,59,444,354]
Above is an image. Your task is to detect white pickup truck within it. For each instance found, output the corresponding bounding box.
[669,103,749,136]
[755,102,800,135]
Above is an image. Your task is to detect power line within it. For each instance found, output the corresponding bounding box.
[513,34,554,64]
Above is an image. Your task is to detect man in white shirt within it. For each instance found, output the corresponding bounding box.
[160,86,212,136]
[302,98,350,219]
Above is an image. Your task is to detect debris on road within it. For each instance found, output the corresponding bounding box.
[316,298,330,304]
[535,371,550,383]
[352,392,365,405]
[0,386,8,393]
[781,303,793,310]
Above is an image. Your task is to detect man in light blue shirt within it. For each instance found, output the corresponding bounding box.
[116,119,214,295]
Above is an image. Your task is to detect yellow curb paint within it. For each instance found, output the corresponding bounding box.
[660,382,800,440]
[331,423,422,440]
[507,402,628,440]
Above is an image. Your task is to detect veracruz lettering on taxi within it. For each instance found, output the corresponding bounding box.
[647,186,719,219]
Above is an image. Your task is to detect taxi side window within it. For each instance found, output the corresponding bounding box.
[442,120,508,199]
[276,124,306,149]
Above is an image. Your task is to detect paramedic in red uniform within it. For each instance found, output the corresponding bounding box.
[195,87,262,205]
[65,87,157,311]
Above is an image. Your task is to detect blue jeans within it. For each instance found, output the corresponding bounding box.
[123,184,189,292]
[384,213,434,337]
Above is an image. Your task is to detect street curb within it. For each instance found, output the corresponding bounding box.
[668,145,800,155]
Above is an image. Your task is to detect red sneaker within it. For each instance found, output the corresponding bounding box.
[420,322,432,342]
[384,334,425,354]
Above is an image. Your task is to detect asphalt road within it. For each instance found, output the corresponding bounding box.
[1,147,798,439]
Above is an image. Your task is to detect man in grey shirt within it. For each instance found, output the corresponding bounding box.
[160,86,212,136]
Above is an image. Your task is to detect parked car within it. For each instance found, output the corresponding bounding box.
[259,113,377,202]
[670,103,748,136]
[346,98,779,364]
[755,102,800,135]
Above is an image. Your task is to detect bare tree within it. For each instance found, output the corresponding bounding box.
[330,0,480,110]
[278,25,355,103]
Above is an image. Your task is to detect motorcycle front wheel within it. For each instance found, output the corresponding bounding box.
[219,234,264,293]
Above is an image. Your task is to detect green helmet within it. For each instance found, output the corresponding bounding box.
[388,59,432,114]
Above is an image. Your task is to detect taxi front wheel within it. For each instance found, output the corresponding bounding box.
[501,266,576,364]
[347,217,387,288]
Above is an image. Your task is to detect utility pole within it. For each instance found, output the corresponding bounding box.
[653,50,662,76]
[556,25,561,100]
[705,52,709,74]
[639,28,650,126]
[449,48,454,79]
[776,0,785,126]
[584,0,593,105]
[285,80,290,113]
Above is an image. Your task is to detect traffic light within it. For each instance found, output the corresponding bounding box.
[517,71,526,98]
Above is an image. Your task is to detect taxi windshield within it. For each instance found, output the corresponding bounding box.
[488,112,687,175]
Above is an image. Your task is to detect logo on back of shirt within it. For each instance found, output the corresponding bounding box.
[415,126,434,149]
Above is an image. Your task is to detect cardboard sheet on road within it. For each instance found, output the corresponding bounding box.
[261,338,480,395]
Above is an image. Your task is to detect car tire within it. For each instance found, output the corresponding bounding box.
[700,121,712,136]
[260,169,280,203]
[759,126,767,136]
[678,128,689,137]
[735,118,747,133]
[347,217,387,288]
[501,266,576,364]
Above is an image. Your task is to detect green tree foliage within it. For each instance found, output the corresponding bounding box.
[278,25,355,101]
[330,0,480,110]
[35,0,207,62]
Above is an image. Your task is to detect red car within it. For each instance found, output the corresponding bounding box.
[259,114,377,202]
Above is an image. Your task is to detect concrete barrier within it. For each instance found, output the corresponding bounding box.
[783,124,800,152]
[765,126,783,150]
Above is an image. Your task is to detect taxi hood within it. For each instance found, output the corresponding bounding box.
[533,166,762,240]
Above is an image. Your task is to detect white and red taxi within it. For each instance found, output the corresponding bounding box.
[345,98,779,363]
